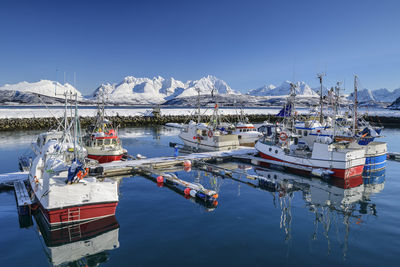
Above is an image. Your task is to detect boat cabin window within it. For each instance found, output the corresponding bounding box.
[294,137,298,145]
[298,130,302,135]
[96,139,103,146]
[202,130,207,136]
[269,147,272,152]
[304,131,308,136]
[275,150,278,154]
[112,139,117,145]
[104,139,111,145]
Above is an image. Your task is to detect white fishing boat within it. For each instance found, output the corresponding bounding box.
[293,77,387,172]
[179,89,239,151]
[232,122,263,146]
[255,80,366,180]
[179,120,239,151]
[29,96,119,226]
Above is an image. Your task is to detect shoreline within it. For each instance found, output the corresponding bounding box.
[0,114,399,131]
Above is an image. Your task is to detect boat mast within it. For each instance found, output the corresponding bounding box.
[64,90,68,131]
[101,88,105,123]
[353,75,358,135]
[74,93,78,160]
[317,73,325,123]
[288,82,297,131]
[196,87,201,124]
[333,82,341,139]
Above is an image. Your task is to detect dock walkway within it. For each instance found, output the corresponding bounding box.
[0,172,28,187]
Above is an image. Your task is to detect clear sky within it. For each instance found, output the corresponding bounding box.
[1,0,399,94]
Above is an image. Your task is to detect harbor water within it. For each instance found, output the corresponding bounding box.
[0,126,399,266]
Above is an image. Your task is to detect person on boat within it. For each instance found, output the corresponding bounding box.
[66,159,88,184]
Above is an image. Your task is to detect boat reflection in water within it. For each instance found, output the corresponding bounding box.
[34,212,120,267]
[254,167,385,258]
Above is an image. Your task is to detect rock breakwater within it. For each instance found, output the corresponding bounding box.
[0,114,398,131]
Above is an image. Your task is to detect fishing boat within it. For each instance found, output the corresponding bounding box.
[83,91,125,163]
[293,77,386,172]
[29,96,119,226]
[232,106,262,146]
[179,89,239,151]
[255,80,366,179]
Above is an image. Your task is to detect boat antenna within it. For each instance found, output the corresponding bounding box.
[317,73,326,123]
[353,75,358,135]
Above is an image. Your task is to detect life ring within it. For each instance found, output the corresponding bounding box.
[208,130,213,138]
[279,132,288,141]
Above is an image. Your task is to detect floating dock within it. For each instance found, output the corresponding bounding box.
[99,147,256,177]
[387,152,400,161]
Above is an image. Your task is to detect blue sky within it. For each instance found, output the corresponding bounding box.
[1,0,399,94]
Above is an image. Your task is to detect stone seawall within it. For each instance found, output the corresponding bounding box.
[0,114,398,131]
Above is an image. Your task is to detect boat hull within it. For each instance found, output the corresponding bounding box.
[179,133,239,152]
[87,154,123,163]
[39,201,118,226]
[258,151,364,179]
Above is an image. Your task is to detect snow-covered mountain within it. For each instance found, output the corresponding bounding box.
[348,88,400,103]
[91,75,237,104]
[246,84,276,96]
[371,88,400,102]
[247,81,318,97]
[177,75,237,98]
[388,96,400,109]
[0,80,82,99]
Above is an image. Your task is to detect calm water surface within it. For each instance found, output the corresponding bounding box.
[0,126,399,266]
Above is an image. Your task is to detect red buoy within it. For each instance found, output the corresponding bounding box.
[183,160,192,168]
[184,187,191,195]
[156,176,164,183]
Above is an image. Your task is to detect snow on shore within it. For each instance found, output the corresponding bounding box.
[0,107,399,119]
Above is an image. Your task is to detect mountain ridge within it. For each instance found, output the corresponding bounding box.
[1,76,399,105]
